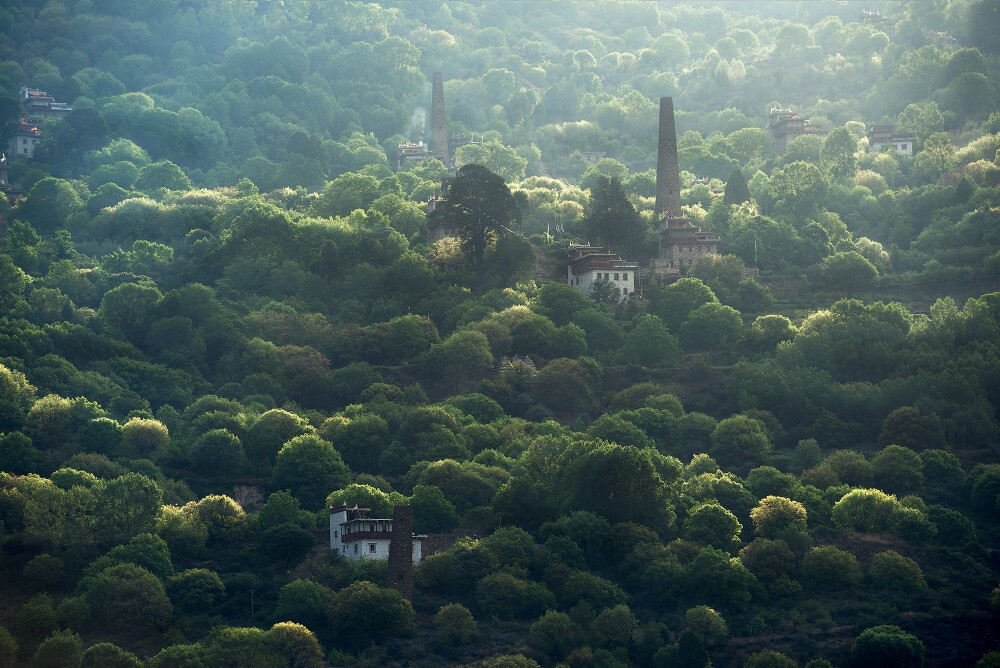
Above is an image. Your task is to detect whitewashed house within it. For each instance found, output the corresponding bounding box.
[566,244,638,300]
[329,505,425,563]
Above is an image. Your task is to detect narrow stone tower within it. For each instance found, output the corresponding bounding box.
[430,72,449,161]
[387,505,414,601]
[654,96,681,221]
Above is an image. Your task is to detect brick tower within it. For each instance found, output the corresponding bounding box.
[387,505,414,601]
[430,72,448,162]
[654,96,681,221]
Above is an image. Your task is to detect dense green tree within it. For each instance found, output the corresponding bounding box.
[683,605,728,646]
[434,603,477,645]
[532,358,593,414]
[0,626,16,668]
[266,622,324,668]
[476,572,555,620]
[529,610,583,660]
[745,649,798,668]
[0,255,27,312]
[84,563,172,634]
[32,629,83,668]
[872,445,924,496]
[81,643,143,668]
[94,473,163,544]
[585,176,644,256]
[617,315,681,367]
[724,170,750,206]
[821,127,859,180]
[274,579,331,631]
[710,415,772,467]
[167,569,225,612]
[133,161,192,195]
[868,550,926,592]
[192,429,245,478]
[768,161,828,220]
[800,545,861,590]
[271,435,350,509]
[12,594,57,643]
[750,496,810,551]
[680,302,744,349]
[832,488,902,533]
[327,581,414,651]
[245,409,310,469]
[739,538,797,584]
[654,278,719,331]
[879,406,946,451]
[821,251,878,291]
[437,164,522,271]
[682,502,742,550]
[15,178,84,235]
[850,625,924,667]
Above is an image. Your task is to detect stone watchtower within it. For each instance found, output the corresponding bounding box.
[430,72,448,162]
[652,96,721,274]
[386,505,414,601]
[655,97,681,220]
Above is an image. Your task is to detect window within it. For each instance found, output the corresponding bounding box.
[614,273,619,281]
[334,530,338,538]
[369,543,377,553]
[353,544,358,554]
[901,143,908,150]
[343,546,346,554]
[622,273,628,281]
[622,288,627,295]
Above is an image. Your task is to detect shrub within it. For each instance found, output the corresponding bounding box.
[850,625,924,667]
[167,569,226,612]
[476,573,555,620]
[434,603,477,645]
[868,550,926,592]
[800,545,861,590]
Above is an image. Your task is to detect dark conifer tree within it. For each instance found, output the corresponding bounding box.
[585,176,644,257]
[724,170,750,206]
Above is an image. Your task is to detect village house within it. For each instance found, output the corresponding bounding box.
[866,123,916,157]
[768,107,828,153]
[10,120,43,158]
[20,86,73,120]
[329,505,426,564]
[566,243,638,299]
[8,86,73,158]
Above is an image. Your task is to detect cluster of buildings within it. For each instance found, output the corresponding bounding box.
[567,96,722,299]
[9,86,72,159]
[768,106,914,157]
[405,71,920,302]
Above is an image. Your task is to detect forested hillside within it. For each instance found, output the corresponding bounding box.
[0,0,998,666]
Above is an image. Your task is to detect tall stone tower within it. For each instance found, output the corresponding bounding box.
[386,505,414,601]
[430,72,449,161]
[654,96,681,221]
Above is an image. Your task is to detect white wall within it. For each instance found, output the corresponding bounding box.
[568,268,635,299]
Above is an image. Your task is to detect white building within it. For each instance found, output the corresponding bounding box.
[566,244,638,299]
[9,121,42,158]
[867,124,915,157]
[329,505,425,563]
[20,87,72,120]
